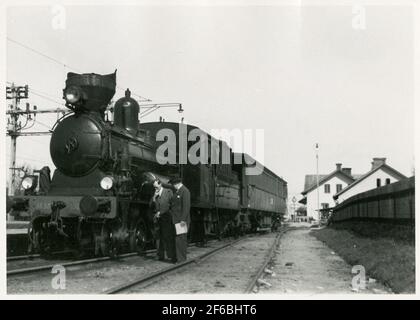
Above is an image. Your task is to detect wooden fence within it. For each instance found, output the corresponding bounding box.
[331,176,415,222]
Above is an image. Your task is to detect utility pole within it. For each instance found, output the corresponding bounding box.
[6,83,27,196]
[6,84,68,196]
[315,143,320,224]
[292,196,297,222]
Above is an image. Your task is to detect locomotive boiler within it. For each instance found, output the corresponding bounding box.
[9,71,288,257]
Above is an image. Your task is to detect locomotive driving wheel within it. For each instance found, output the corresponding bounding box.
[30,218,53,256]
[100,223,118,258]
[75,218,91,258]
[130,220,147,254]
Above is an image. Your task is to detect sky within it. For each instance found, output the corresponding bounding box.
[5,2,415,197]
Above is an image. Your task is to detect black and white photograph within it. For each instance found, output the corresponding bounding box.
[2,0,417,299]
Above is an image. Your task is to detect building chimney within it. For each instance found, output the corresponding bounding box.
[342,167,352,176]
[371,157,386,170]
[336,163,342,171]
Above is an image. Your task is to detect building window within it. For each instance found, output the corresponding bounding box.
[336,184,342,193]
[376,178,381,187]
[386,178,391,185]
[321,203,329,209]
[324,184,330,193]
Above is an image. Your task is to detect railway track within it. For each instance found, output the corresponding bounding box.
[104,238,244,294]
[7,238,241,294]
[7,251,154,276]
[7,240,217,277]
[244,228,289,293]
[7,232,286,294]
[7,254,41,262]
[104,229,289,294]
[7,249,76,262]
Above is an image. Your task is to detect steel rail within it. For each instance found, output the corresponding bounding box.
[104,238,244,294]
[7,240,218,276]
[244,228,288,293]
[7,249,75,262]
[7,250,154,276]
[7,254,41,262]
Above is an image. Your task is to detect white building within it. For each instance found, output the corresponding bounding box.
[300,158,407,221]
[333,158,406,203]
[300,163,358,220]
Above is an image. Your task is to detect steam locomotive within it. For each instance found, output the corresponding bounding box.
[9,71,288,257]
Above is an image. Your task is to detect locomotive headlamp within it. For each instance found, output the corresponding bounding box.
[100,176,114,190]
[21,177,34,190]
[64,86,82,104]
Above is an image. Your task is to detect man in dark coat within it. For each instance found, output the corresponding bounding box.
[151,179,175,261]
[169,177,191,263]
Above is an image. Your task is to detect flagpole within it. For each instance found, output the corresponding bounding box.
[316,143,320,224]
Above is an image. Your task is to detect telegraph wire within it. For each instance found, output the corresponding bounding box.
[23,136,48,146]
[28,87,63,102]
[33,119,52,130]
[139,106,161,119]
[7,37,152,103]
[28,90,65,106]
[8,80,65,107]
[15,155,49,165]
[7,37,80,71]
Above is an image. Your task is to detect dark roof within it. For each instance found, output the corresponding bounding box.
[333,163,407,199]
[302,170,356,195]
[333,177,414,212]
[298,196,307,205]
[304,175,328,191]
[236,153,287,183]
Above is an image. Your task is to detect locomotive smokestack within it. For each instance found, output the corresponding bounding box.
[63,71,116,115]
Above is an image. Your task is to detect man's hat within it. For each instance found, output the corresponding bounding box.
[168,176,182,184]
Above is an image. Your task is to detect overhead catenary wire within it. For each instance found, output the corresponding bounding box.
[33,119,52,130]
[28,87,64,102]
[7,37,81,72]
[7,37,183,143]
[14,155,49,165]
[139,105,160,116]
[22,136,48,146]
[7,37,152,103]
[28,89,65,106]
[139,106,161,119]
